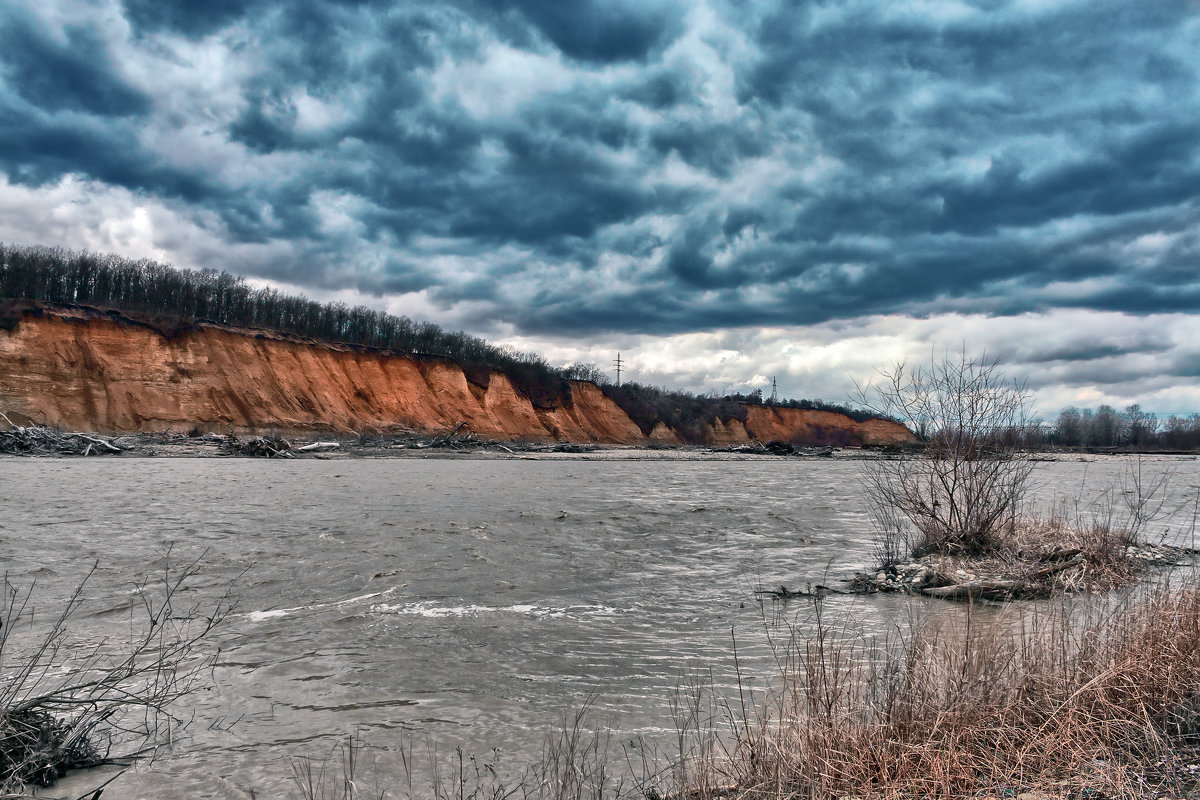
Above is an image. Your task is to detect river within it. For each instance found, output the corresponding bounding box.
[1,454,1194,798]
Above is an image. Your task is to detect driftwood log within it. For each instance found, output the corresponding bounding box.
[296,441,340,452]
[1030,553,1086,578]
[756,583,848,600]
[920,554,1086,600]
[921,580,1021,600]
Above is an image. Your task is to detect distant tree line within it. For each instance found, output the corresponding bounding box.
[0,242,882,434]
[1043,404,1200,451]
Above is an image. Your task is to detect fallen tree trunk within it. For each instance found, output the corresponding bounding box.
[922,579,1021,600]
[1030,553,1085,578]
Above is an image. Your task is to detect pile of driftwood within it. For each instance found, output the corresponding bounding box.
[218,436,342,458]
[715,441,836,457]
[0,423,122,456]
[426,422,476,449]
[0,705,105,789]
[219,436,294,458]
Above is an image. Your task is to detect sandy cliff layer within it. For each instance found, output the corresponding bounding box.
[0,309,913,446]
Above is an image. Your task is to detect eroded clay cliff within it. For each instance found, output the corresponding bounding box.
[0,308,913,447]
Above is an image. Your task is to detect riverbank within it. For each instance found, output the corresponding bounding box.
[4,426,1197,462]
[0,426,841,459]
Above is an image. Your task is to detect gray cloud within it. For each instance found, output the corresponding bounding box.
[1,0,1199,408]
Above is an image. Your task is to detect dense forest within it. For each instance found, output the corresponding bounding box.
[0,243,876,442]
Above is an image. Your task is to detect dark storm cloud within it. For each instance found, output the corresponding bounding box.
[473,0,683,63]
[1,0,1199,337]
[930,122,1200,236]
[0,107,212,201]
[0,10,147,116]
[122,0,264,36]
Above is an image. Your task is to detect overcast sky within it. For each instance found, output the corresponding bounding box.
[1,0,1198,417]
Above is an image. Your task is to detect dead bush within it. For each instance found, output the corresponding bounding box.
[0,557,233,795]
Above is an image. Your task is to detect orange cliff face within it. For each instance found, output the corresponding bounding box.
[744,405,914,447]
[0,311,646,442]
[0,309,913,447]
[701,406,913,448]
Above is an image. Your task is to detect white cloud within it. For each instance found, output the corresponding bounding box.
[0,173,293,272]
[429,41,575,119]
[492,310,1200,415]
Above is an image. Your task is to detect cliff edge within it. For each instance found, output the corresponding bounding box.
[0,307,914,447]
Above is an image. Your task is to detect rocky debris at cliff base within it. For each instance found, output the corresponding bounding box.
[349,428,599,454]
[842,542,1200,601]
[218,436,295,458]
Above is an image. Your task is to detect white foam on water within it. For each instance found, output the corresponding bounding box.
[244,587,397,622]
[246,609,289,621]
[370,601,622,619]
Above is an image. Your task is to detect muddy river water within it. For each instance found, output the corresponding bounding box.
[1,454,1194,798]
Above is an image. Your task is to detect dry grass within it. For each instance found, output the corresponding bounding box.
[714,583,1200,800]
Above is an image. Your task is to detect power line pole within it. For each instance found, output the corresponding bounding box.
[770,376,779,404]
[613,352,624,386]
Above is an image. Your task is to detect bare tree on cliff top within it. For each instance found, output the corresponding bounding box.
[855,350,1036,561]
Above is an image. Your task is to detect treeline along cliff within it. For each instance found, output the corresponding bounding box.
[0,244,912,446]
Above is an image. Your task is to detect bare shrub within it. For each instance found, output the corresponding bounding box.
[856,351,1036,559]
[0,558,233,795]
